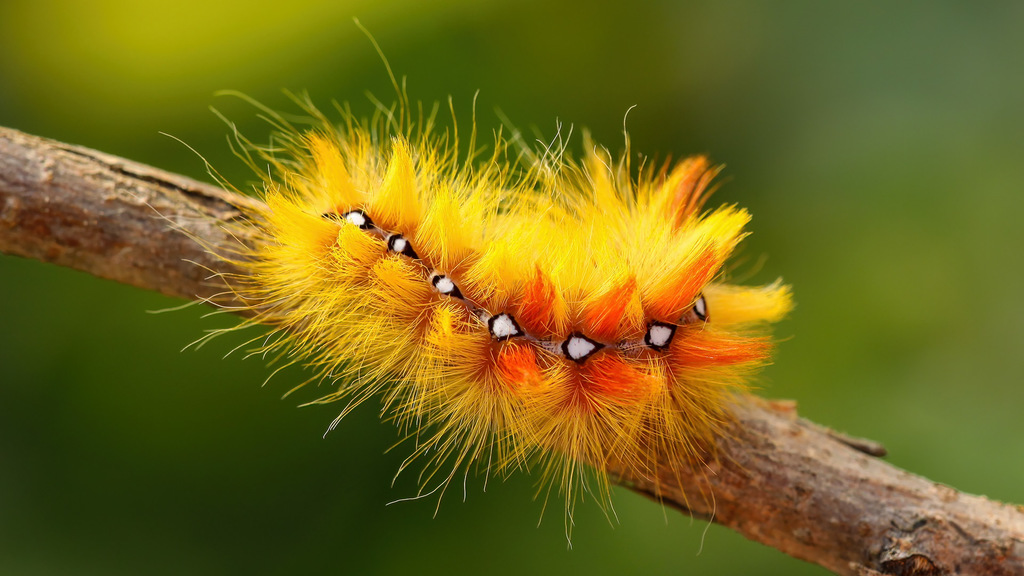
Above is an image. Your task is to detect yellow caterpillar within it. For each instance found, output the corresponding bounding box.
[215,95,791,523]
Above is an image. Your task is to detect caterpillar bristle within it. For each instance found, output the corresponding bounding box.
[211,94,793,535]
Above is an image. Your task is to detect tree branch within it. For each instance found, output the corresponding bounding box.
[2,126,1021,576]
[0,126,259,303]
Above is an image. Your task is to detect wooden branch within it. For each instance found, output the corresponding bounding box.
[0,126,260,303]
[2,126,1022,576]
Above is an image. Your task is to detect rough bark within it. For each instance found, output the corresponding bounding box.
[0,126,260,304]
[2,126,1022,576]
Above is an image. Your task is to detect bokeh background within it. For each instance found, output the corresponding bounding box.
[2,1,1023,574]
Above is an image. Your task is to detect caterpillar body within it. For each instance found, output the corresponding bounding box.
[217,98,792,521]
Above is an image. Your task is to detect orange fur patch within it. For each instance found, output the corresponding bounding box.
[582,276,638,342]
[515,265,565,337]
[669,330,769,367]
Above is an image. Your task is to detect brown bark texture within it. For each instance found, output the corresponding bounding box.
[2,126,1022,576]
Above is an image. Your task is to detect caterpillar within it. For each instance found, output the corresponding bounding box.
[210,93,792,525]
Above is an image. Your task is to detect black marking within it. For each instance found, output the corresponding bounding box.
[561,332,604,363]
[343,209,374,230]
[644,321,677,351]
[431,274,464,300]
[386,234,420,259]
[487,313,522,341]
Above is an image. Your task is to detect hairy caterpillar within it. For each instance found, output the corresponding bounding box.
[210,93,792,524]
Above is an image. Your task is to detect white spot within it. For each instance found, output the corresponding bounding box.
[565,336,598,361]
[434,276,456,295]
[490,314,519,339]
[648,324,673,348]
[694,295,708,320]
[344,211,367,227]
[391,236,407,252]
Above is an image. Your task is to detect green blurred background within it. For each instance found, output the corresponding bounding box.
[2,1,1023,574]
